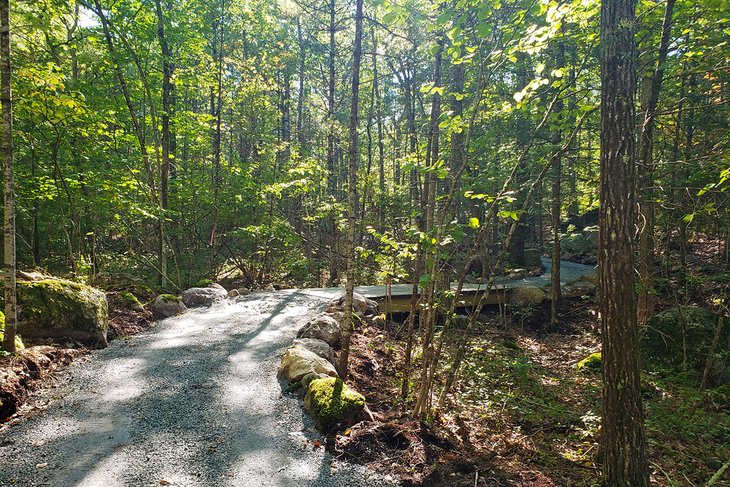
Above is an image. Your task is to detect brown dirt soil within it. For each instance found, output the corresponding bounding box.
[0,346,84,423]
[337,301,603,486]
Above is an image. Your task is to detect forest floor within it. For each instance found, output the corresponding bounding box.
[1,239,729,485]
[338,298,729,486]
[334,238,730,486]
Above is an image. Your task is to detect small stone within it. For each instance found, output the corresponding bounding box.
[278,347,338,383]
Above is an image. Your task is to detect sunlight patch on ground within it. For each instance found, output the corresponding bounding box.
[74,451,127,487]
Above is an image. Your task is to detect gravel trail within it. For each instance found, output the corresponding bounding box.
[0,291,398,487]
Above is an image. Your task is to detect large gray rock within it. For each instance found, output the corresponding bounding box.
[152,294,187,318]
[278,347,338,383]
[297,314,342,348]
[562,281,596,298]
[14,277,109,348]
[509,286,546,306]
[293,338,335,364]
[338,292,379,316]
[181,284,227,308]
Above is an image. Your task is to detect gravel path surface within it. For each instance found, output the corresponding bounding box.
[0,291,399,487]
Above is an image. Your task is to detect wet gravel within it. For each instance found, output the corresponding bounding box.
[0,291,399,487]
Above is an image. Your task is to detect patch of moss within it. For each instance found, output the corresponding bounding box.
[0,312,25,351]
[159,293,181,303]
[117,291,144,310]
[577,352,602,371]
[10,278,108,347]
[195,279,214,287]
[304,377,365,433]
[0,331,24,352]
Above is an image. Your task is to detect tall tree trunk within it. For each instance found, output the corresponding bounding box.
[337,0,364,380]
[326,0,338,285]
[449,62,465,219]
[210,0,225,252]
[599,0,650,483]
[1,0,16,353]
[155,0,173,289]
[296,16,306,152]
[637,0,676,324]
[412,37,443,419]
[550,41,566,325]
[371,27,386,230]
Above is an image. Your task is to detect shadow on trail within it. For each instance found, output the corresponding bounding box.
[0,290,373,486]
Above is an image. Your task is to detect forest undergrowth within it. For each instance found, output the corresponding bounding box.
[337,239,730,486]
[340,304,729,486]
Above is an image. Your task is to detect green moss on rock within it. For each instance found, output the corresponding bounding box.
[159,294,181,303]
[577,352,601,371]
[120,291,141,306]
[0,311,25,351]
[195,279,214,287]
[303,377,365,433]
[15,278,108,347]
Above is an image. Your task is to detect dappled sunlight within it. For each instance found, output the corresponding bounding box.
[73,448,128,487]
[0,290,368,486]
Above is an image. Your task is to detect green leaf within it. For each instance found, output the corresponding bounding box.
[468,217,480,229]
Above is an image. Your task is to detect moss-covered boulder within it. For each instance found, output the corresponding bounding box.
[152,294,186,318]
[303,377,365,433]
[643,307,729,375]
[14,278,108,348]
[112,291,144,312]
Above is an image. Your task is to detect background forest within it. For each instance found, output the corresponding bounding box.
[7,0,729,295]
[1,0,730,484]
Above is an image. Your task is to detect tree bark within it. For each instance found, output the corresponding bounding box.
[337,0,363,380]
[1,0,17,353]
[637,0,676,324]
[155,0,173,289]
[599,0,650,483]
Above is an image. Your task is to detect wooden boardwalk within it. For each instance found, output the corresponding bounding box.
[296,258,595,312]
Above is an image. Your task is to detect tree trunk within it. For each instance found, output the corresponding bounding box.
[599,0,650,483]
[550,41,566,325]
[326,0,338,285]
[337,0,363,380]
[412,37,444,419]
[637,0,676,324]
[155,0,173,289]
[1,0,16,353]
[296,16,306,152]
[210,0,225,252]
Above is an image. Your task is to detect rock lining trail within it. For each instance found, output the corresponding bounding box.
[0,291,398,487]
